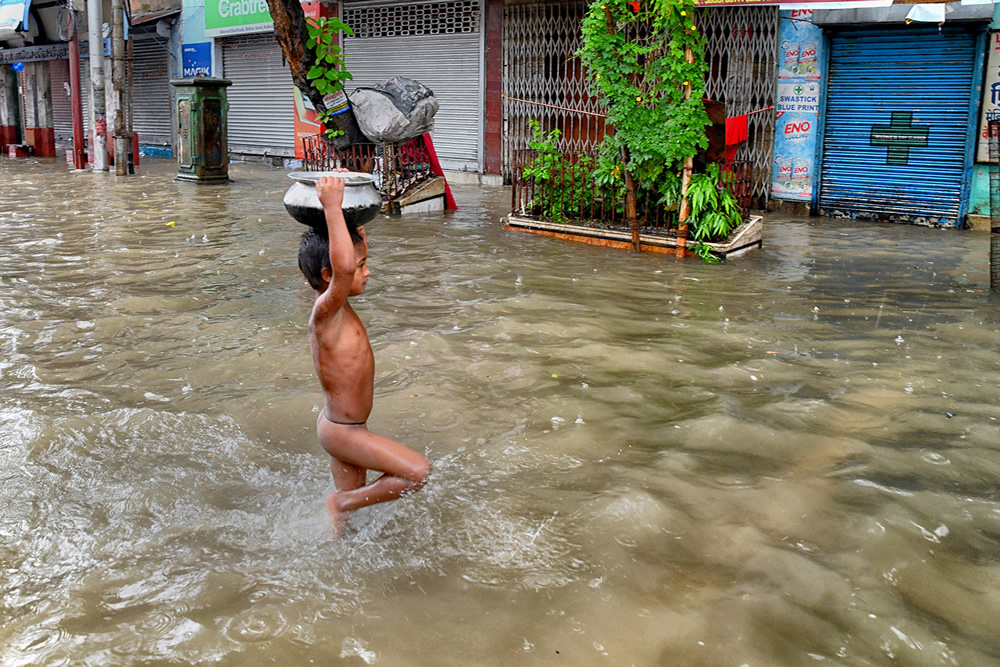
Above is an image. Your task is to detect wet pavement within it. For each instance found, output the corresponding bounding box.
[1,156,999,664]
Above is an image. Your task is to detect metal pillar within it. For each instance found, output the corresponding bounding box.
[68,11,86,169]
[87,0,108,171]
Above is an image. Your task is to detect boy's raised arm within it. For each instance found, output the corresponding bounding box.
[316,175,356,310]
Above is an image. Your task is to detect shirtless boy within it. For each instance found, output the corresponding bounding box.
[298,173,430,529]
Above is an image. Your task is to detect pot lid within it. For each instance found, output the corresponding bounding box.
[288,171,376,186]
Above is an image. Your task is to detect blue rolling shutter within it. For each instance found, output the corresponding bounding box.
[819,28,978,227]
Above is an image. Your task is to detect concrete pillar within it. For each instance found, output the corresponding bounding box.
[104,59,115,165]
[1,66,20,150]
[24,61,56,157]
[87,0,108,171]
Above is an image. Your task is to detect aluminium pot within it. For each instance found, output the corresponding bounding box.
[283,171,382,233]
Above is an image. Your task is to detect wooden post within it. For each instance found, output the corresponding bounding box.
[623,146,640,250]
[676,45,695,258]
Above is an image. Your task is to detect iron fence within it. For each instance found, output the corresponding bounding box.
[510,150,751,236]
[301,135,435,204]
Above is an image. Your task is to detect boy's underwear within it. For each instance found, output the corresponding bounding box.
[324,410,367,427]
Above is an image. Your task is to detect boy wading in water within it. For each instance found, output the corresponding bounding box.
[298,174,430,531]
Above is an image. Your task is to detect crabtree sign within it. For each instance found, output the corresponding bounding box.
[205,0,273,37]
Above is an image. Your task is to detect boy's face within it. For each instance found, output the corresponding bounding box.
[348,241,370,296]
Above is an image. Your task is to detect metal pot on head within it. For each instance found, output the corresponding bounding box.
[283,171,382,234]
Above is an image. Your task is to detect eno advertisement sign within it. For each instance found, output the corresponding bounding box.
[205,0,273,38]
[771,10,824,202]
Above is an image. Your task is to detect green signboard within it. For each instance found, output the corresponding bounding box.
[204,0,273,38]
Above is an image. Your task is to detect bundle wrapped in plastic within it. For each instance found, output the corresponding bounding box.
[350,77,439,144]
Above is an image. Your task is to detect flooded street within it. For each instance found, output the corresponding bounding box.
[2,156,999,665]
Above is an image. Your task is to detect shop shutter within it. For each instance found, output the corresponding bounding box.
[819,28,979,227]
[79,57,90,133]
[343,0,483,172]
[49,59,73,139]
[130,34,174,146]
[221,33,296,154]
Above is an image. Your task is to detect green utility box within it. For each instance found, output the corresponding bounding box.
[170,76,232,184]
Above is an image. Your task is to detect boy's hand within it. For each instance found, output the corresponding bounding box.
[317,175,345,210]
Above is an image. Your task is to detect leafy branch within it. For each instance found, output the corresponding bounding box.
[305,16,354,139]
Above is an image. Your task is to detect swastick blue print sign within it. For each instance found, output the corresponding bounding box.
[772,10,825,202]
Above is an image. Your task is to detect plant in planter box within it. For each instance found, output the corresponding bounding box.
[522,120,594,223]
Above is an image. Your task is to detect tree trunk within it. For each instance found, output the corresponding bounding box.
[264,0,365,147]
[265,0,322,112]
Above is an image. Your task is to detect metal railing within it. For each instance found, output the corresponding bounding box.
[301,135,435,204]
[510,149,751,235]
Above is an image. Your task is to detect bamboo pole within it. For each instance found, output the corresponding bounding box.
[623,146,639,250]
[676,44,694,258]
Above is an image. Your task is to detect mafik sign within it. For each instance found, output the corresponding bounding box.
[205,0,273,38]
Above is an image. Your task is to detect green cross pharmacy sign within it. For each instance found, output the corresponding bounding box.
[205,0,273,38]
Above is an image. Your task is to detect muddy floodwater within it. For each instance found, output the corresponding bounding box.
[1,157,999,665]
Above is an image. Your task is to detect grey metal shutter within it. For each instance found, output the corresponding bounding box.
[819,28,979,227]
[222,33,296,154]
[342,0,483,171]
[79,57,90,134]
[131,34,174,146]
[49,58,73,140]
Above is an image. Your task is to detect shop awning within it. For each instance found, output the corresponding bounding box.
[0,0,30,41]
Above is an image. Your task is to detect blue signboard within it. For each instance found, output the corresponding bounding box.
[182,42,212,77]
[771,9,825,202]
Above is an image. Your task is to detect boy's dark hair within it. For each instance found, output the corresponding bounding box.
[297,227,365,291]
[298,229,330,291]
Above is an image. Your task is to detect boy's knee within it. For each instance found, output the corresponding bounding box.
[409,459,431,490]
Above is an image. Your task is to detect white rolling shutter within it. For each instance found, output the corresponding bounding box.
[221,33,296,155]
[342,0,483,172]
[130,34,174,146]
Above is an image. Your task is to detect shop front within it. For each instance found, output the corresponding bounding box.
[779,2,995,228]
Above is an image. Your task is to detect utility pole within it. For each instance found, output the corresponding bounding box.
[68,9,86,170]
[111,0,129,174]
[86,0,107,171]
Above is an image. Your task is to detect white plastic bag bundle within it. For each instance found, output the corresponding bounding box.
[350,78,439,144]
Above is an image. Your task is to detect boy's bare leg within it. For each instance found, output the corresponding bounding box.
[318,420,430,520]
[327,458,366,531]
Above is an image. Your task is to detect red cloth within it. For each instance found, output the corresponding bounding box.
[725,114,748,161]
[421,133,458,210]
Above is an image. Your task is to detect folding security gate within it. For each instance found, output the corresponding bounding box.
[819,27,983,227]
[502,1,778,205]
